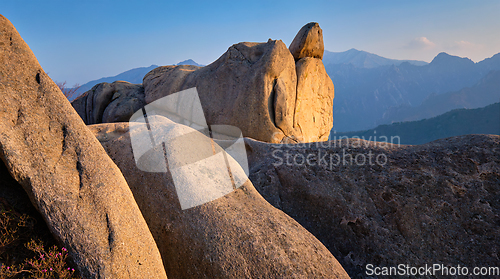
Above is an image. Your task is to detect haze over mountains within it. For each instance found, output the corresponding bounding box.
[333,102,500,145]
[380,70,500,125]
[323,49,428,68]
[69,49,500,136]
[326,51,500,132]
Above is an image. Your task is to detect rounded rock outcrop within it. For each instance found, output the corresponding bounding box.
[89,120,350,279]
[71,23,334,144]
[0,14,167,279]
[289,22,325,60]
[72,81,146,125]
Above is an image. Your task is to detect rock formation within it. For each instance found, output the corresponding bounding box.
[246,135,500,278]
[142,29,333,143]
[295,57,334,141]
[8,11,498,279]
[143,41,301,143]
[74,22,334,144]
[141,22,334,144]
[88,120,350,278]
[72,81,146,125]
[290,23,332,142]
[289,22,324,60]
[0,15,167,279]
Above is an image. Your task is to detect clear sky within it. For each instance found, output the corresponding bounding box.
[3,0,499,85]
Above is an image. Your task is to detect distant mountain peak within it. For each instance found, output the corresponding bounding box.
[176,59,203,67]
[430,52,474,66]
[436,51,452,57]
[323,49,428,68]
[477,52,500,68]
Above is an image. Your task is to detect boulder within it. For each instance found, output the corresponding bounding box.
[246,135,500,278]
[88,120,350,279]
[289,22,324,60]
[72,81,146,125]
[143,37,334,143]
[143,64,201,103]
[295,57,334,142]
[73,23,334,144]
[0,14,167,279]
[143,40,299,143]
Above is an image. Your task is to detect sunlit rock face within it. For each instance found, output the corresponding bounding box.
[143,22,334,144]
[289,22,325,60]
[0,14,167,279]
[74,22,334,144]
[88,120,350,279]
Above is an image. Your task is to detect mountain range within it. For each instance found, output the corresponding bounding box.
[72,49,429,101]
[323,48,428,68]
[332,102,500,145]
[69,49,500,137]
[379,70,500,124]
[176,59,204,67]
[326,51,500,132]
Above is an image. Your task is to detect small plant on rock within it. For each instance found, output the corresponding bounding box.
[0,200,79,279]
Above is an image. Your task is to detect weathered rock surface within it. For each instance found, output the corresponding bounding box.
[72,81,145,125]
[144,40,300,143]
[295,57,334,142]
[289,22,324,60]
[89,120,350,279]
[0,14,167,279]
[246,135,500,278]
[72,23,334,144]
[143,37,333,143]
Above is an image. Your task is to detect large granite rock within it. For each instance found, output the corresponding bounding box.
[0,14,167,279]
[143,37,334,143]
[72,23,334,144]
[295,57,334,141]
[289,22,324,60]
[72,81,146,125]
[143,40,300,143]
[246,135,500,278]
[88,120,350,279]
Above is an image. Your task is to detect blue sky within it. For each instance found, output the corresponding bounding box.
[3,0,499,85]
